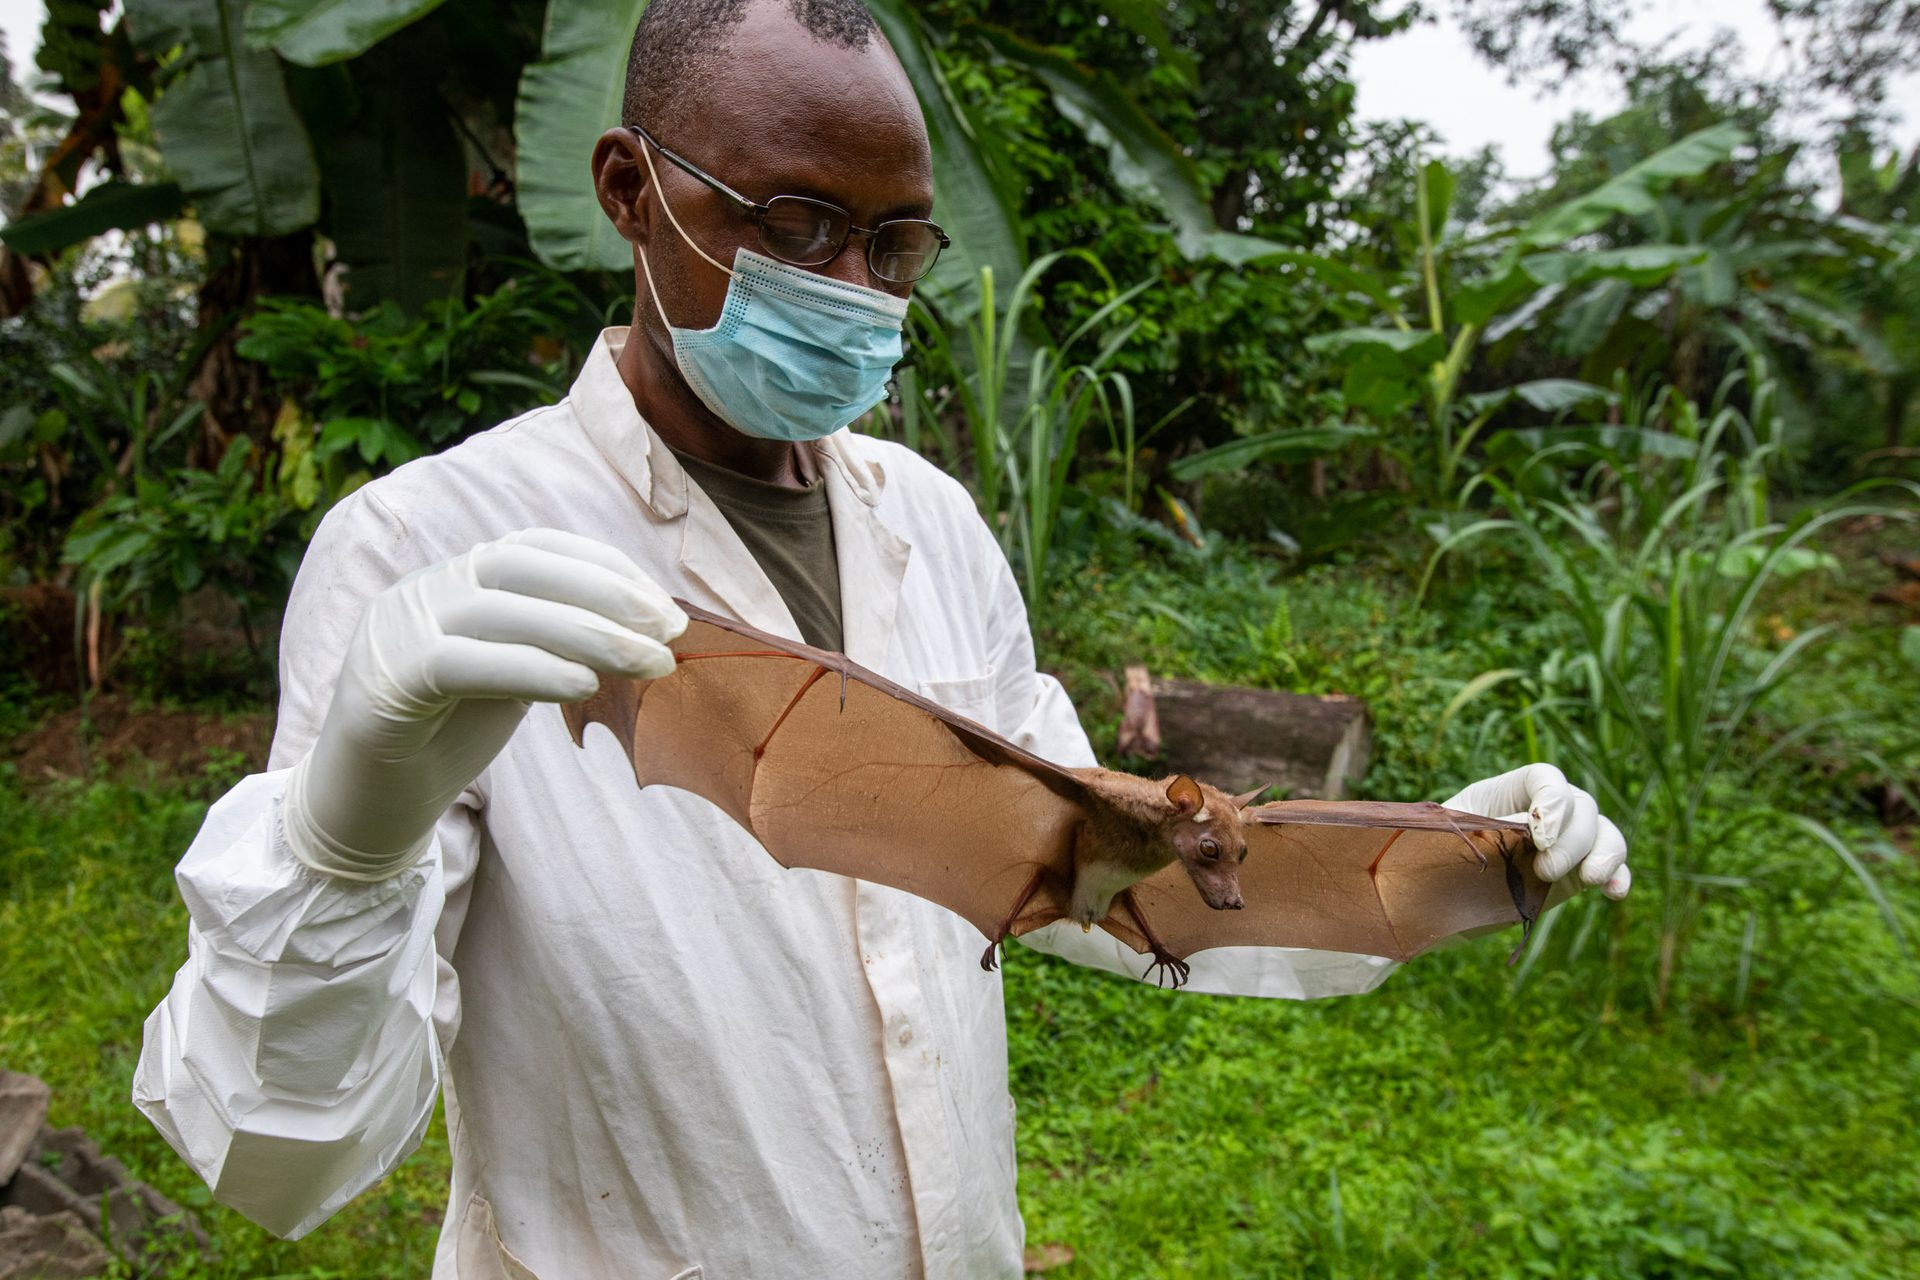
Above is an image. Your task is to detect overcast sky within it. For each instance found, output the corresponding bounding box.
[2,0,1914,183]
[1349,0,1920,179]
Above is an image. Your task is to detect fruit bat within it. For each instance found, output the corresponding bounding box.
[563,603,1548,988]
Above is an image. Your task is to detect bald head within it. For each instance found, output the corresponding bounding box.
[624,0,881,136]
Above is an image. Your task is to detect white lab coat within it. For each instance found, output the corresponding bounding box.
[134,330,1397,1279]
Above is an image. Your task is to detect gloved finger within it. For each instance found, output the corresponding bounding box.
[1578,814,1629,887]
[421,634,605,703]
[1531,781,1599,881]
[440,588,678,681]
[1604,863,1632,900]
[1443,763,1547,818]
[468,540,687,642]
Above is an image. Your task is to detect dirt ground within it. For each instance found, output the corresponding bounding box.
[5,696,274,785]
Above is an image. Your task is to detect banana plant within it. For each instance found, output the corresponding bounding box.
[1275,124,1748,504]
[126,0,322,238]
[25,0,1284,323]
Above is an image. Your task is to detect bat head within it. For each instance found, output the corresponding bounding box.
[1161,775,1251,911]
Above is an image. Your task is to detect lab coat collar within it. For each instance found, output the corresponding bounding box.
[571,328,910,671]
[819,446,910,672]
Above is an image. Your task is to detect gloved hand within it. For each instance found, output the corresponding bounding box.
[283,527,687,880]
[1443,763,1631,900]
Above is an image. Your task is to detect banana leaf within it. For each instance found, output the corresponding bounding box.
[0,181,185,255]
[129,0,321,237]
[247,0,450,66]
[321,39,467,309]
[866,0,1026,310]
[1520,122,1748,247]
[1169,424,1377,481]
[514,0,651,272]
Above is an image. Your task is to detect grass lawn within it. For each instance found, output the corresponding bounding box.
[3,544,1916,1277]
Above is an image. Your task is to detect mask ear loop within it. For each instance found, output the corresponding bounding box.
[636,137,736,335]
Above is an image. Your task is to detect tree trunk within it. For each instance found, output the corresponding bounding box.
[186,232,320,465]
[1211,166,1251,232]
[1117,672,1371,799]
[1887,373,1915,451]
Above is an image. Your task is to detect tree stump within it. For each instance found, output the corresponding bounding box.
[0,1073,207,1276]
[1115,672,1370,799]
[0,1076,47,1186]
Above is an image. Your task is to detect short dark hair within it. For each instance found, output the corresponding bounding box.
[623,0,880,135]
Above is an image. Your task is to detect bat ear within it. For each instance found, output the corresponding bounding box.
[1232,785,1270,810]
[1164,775,1204,815]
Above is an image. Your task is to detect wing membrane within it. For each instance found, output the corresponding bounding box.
[1116,800,1545,963]
[563,607,1090,940]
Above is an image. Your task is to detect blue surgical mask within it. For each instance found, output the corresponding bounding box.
[637,147,907,443]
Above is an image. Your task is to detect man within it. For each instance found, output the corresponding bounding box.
[134,1,1630,1275]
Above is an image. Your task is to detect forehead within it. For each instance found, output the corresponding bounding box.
[669,10,933,217]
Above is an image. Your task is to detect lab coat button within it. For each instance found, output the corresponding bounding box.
[896,1023,913,1047]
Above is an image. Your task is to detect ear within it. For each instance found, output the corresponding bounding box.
[1164,775,1203,816]
[592,127,652,246]
[1232,785,1270,810]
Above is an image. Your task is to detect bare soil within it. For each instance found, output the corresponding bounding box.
[6,695,273,785]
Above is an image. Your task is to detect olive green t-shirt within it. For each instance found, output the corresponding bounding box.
[671,449,845,653]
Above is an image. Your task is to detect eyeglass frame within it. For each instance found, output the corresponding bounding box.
[626,121,951,285]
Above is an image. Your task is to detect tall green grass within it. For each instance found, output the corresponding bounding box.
[885,252,1151,598]
[1430,359,1920,1007]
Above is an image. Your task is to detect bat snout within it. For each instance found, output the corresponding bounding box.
[1186,872,1245,912]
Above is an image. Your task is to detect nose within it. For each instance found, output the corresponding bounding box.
[817,234,885,292]
[1225,894,1244,910]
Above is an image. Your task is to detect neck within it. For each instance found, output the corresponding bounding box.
[616,310,813,488]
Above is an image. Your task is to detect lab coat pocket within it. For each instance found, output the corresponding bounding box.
[456,1193,541,1280]
[919,669,997,727]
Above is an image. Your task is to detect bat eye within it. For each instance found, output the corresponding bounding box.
[1200,837,1221,861]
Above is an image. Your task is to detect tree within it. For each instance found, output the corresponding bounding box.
[1452,0,1920,138]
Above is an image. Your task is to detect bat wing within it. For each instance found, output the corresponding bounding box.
[1104,800,1548,965]
[563,602,1091,942]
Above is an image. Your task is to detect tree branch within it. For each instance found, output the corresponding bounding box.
[1294,0,1345,51]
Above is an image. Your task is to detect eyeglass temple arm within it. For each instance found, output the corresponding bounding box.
[630,124,950,252]
[628,124,764,215]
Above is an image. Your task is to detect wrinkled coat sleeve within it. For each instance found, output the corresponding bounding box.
[980,543,1401,1000]
[133,488,480,1240]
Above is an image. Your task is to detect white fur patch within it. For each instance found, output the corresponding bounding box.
[1070,859,1146,924]
[1192,807,1211,824]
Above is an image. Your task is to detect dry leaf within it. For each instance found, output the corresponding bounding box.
[1024,1242,1076,1272]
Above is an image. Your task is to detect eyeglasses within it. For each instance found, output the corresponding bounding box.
[628,122,950,285]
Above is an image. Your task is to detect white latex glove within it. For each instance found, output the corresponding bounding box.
[283,527,687,880]
[1443,763,1631,901]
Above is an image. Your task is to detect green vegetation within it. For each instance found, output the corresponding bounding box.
[5,539,1916,1275]
[0,759,455,1277]
[3,0,1917,1274]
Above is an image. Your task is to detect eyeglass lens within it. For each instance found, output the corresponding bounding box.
[757,195,943,284]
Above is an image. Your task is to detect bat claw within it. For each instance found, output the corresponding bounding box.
[1142,950,1191,991]
[980,940,1002,972]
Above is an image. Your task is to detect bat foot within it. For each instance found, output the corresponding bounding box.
[1142,949,1191,991]
[980,940,1002,972]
